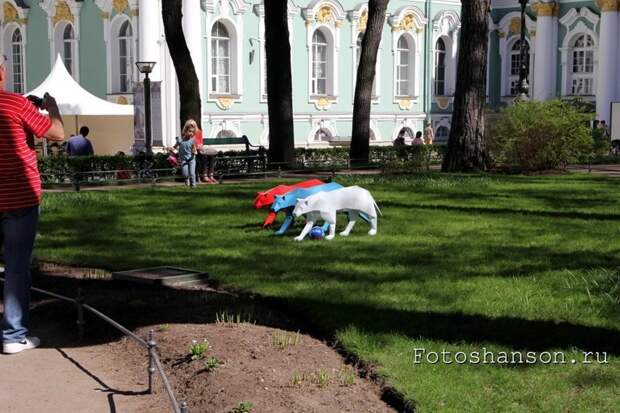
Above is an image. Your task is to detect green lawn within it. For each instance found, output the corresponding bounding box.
[37,173,620,412]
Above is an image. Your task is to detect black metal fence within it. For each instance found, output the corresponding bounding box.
[0,276,190,413]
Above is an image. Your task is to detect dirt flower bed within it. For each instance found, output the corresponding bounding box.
[116,323,395,413]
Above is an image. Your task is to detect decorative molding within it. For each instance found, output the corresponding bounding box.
[131,8,138,17]
[112,0,128,14]
[435,96,451,110]
[116,96,128,104]
[101,11,109,19]
[217,97,234,110]
[559,7,600,29]
[388,6,427,33]
[52,1,74,25]
[596,0,619,12]
[531,1,559,17]
[398,98,413,110]
[358,10,367,33]
[302,0,347,27]
[203,0,249,15]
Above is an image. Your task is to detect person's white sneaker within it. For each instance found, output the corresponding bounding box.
[3,336,40,354]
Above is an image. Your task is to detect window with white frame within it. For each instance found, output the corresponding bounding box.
[54,22,77,76]
[570,34,594,95]
[211,21,231,94]
[509,40,530,96]
[116,20,134,93]
[9,28,24,94]
[396,35,414,97]
[312,29,328,95]
[435,38,446,96]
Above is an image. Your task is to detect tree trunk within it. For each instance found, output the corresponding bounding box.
[441,0,490,172]
[264,1,295,168]
[161,0,202,129]
[350,0,389,167]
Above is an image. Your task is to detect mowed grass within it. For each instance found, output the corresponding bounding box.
[37,173,620,412]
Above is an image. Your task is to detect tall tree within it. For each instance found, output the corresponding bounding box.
[442,0,490,172]
[350,0,389,166]
[264,1,295,167]
[161,0,201,128]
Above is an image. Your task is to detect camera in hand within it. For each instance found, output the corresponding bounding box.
[27,95,44,108]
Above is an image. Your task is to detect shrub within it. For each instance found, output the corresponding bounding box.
[487,99,593,171]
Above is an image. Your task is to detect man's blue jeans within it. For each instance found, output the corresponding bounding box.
[1,206,39,343]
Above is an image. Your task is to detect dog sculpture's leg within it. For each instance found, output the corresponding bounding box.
[368,216,378,236]
[294,213,316,241]
[324,212,337,240]
[340,211,358,236]
[275,210,294,235]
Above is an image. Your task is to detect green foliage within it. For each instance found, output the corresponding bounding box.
[271,330,301,348]
[487,100,593,170]
[229,401,253,413]
[204,356,221,371]
[188,339,209,361]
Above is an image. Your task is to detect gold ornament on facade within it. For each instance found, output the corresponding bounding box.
[496,30,506,38]
[317,97,330,110]
[305,18,313,27]
[53,1,74,25]
[436,97,450,110]
[398,98,412,110]
[100,11,110,20]
[400,14,415,32]
[358,11,368,33]
[532,2,559,17]
[113,0,129,14]
[116,96,128,105]
[217,97,233,110]
[3,2,18,24]
[131,9,139,17]
[316,6,333,24]
[596,0,619,12]
[509,18,521,36]
[335,20,343,28]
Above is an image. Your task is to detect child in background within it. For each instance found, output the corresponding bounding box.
[174,119,198,187]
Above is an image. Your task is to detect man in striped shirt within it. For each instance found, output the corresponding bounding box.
[0,54,65,354]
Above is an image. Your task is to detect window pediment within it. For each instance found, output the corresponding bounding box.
[388,6,427,33]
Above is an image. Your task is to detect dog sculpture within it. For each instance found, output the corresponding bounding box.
[253,179,323,227]
[272,182,371,235]
[292,186,381,241]
[271,182,344,235]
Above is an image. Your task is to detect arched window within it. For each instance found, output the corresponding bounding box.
[118,20,133,93]
[10,28,24,94]
[314,128,332,142]
[396,36,413,96]
[62,24,74,75]
[211,22,231,94]
[570,34,594,95]
[509,40,530,96]
[312,30,328,95]
[435,126,449,144]
[435,38,446,96]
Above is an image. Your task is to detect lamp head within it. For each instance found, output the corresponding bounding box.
[135,61,157,74]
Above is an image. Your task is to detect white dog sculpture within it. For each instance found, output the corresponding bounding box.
[292,186,381,241]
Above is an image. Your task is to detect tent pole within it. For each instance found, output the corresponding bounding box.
[75,115,78,135]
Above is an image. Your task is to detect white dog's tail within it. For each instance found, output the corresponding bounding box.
[373,199,382,216]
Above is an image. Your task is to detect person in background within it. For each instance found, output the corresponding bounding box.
[393,131,406,146]
[424,122,434,145]
[0,53,65,354]
[66,126,94,157]
[412,131,424,145]
[174,119,198,187]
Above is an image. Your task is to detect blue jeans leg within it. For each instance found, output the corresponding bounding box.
[1,206,39,343]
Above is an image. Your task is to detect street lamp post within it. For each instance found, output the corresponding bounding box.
[136,61,157,155]
[518,0,529,100]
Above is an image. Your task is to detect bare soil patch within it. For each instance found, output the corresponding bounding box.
[22,264,396,413]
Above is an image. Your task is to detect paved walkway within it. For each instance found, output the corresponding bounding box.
[566,164,620,176]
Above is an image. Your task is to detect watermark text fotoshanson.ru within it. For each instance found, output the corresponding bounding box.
[413,348,608,365]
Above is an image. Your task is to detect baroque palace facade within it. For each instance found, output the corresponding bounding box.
[0,0,617,150]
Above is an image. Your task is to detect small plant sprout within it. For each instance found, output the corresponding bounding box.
[158,323,169,332]
[215,310,255,327]
[338,367,356,386]
[188,339,209,361]
[271,330,301,348]
[316,369,331,388]
[229,401,254,413]
[205,356,220,371]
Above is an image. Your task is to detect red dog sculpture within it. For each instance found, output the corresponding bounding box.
[254,179,324,228]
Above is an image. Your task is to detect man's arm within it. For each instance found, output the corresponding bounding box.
[42,93,65,141]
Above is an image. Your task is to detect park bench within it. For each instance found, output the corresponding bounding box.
[203,135,267,181]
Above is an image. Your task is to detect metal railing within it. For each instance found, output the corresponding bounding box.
[0,276,190,413]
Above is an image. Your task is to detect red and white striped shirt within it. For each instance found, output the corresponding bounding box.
[0,91,52,212]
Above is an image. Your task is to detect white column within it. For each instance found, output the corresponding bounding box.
[139,0,162,80]
[597,3,619,123]
[533,5,558,100]
[182,0,204,101]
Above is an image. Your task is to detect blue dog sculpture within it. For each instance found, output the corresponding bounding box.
[272,182,369,235]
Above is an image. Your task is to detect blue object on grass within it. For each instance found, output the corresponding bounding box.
[309,226,325,240]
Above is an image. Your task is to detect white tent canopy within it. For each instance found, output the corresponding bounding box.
[25,55,133,116]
